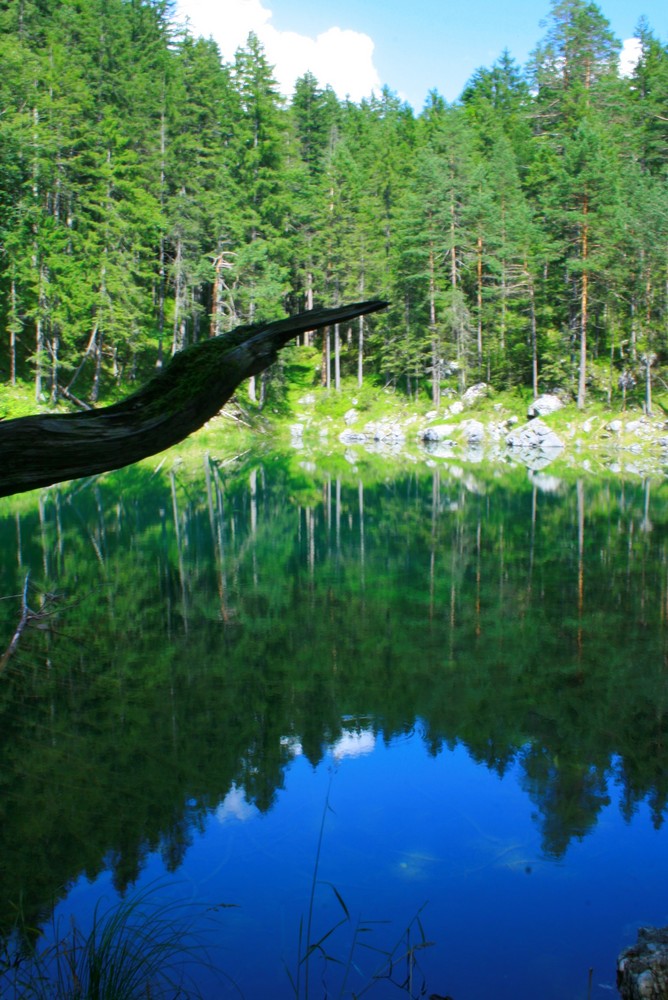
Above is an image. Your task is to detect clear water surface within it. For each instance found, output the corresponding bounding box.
[1,451,667,999]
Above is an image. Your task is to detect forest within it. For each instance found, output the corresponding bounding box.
[1,0,667,414]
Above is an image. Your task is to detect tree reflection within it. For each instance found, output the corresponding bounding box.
[0,457,667,941]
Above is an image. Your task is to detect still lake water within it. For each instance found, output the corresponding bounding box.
[1,449,668,998]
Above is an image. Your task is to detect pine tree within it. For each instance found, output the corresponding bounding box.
[530,0,624,408]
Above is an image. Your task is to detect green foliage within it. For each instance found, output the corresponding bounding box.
[0,0,667,414]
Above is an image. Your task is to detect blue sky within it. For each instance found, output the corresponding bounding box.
[177,0,668,109]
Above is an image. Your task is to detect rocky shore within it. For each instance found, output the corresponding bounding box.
[286,385,668,478]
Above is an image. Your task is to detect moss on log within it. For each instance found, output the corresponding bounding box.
[0,300,387,498]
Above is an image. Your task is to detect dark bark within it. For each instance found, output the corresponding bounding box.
[0,300,388,498]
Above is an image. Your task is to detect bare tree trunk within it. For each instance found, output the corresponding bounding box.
[172,237,184,356]
[577,195,589,411]
[476,234,483,373]
[357,272,365,387]
[334,323,341,391]
[524,261,539,400]
[50,325,59,403]
[428,243,439,408]
[66,321,98,395]
[9,273,18,386]
[304,272,314,346]
[91,330,103,404]
[322,328,331,388]
[156,104,166,369]
[34,266,46,401]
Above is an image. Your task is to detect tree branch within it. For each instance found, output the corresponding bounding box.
[0,300,388,498]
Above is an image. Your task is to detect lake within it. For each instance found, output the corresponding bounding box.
[1,448,667,999]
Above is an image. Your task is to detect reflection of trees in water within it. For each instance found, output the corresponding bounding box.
[0,457,667,938]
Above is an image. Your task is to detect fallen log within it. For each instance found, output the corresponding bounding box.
[0,300,387,498]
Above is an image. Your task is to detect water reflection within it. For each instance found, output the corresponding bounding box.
[0,455,667,993]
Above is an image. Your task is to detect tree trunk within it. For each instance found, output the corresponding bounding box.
[577,194,589,411]
[334,323,341,391]
[156,103,167,369]
[357,273,364,387]
[322,327,331,388]
[9,273,18,387]
[525,260,539,400]
[428,243,439,408]
[476,234,483,373]
[172,237,184,356]
[0,301,387,498]
[304,272,314,346]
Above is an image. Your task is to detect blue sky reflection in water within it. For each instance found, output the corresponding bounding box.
[53,729,668,999]
[2,461,668,998]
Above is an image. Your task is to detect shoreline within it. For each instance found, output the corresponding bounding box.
[266,387,668,481]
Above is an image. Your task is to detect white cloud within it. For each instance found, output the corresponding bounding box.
[619,37,642,78]
[177,0,381,102]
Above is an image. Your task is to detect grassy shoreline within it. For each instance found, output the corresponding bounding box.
[5,376,668,483]
[202,380,668,481]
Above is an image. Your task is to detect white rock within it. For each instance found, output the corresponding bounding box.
[462,382,488,406]
[339,430,367,444]
[421,424,456,442]
[506,419,564,455]
[459,419,485,443]
[527,394,564,418]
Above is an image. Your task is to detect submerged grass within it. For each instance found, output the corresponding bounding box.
[0,883,223,1000]
[287,777,435,1000]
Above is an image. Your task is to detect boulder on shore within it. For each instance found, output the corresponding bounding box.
[505,418,564,470]
[462,383,488,406]
[506,418,564,454]
[618,926,668,999]
[421,424,456,443]
[527,393,564,418]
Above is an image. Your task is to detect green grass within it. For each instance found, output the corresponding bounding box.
[1,883,222,1000]
[0,380,50,420]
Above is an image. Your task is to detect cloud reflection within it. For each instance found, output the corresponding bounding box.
[215,784,258,824]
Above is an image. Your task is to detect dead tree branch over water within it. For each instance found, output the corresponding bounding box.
[0,301,388,498]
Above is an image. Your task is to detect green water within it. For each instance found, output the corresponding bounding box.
[1,452,667,996]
